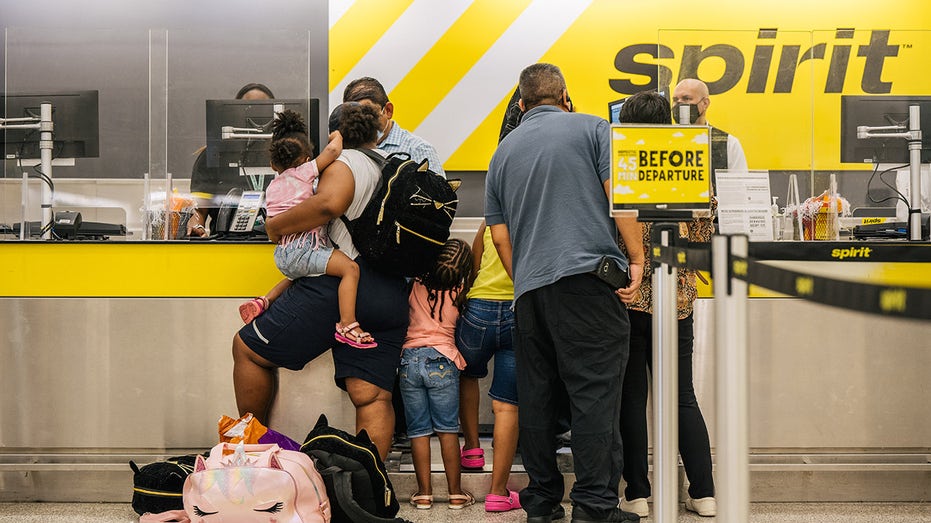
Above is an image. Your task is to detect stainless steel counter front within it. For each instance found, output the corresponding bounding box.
[1,237,929,501]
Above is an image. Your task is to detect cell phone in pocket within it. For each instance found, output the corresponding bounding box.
[593,256,630,289]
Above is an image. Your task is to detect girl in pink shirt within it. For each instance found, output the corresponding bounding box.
[400,239,475,510]
[238,110,375,349]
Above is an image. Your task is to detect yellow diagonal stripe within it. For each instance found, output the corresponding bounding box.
[387,0,532,130]
[329,0,415,92]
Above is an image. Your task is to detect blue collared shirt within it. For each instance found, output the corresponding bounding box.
[379,122,446,177]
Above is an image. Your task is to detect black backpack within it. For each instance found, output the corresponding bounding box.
[129,453,201,515]
[342,150,459,278]
[301,414,401,523]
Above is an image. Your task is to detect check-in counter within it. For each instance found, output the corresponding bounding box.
[1,233,929,502]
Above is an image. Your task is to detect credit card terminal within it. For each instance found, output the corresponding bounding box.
[229,191,265,233]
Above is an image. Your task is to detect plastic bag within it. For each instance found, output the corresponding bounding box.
[218,412,301,451]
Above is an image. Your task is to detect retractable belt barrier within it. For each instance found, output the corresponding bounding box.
[651,240,931,321]
[648,236,929,523]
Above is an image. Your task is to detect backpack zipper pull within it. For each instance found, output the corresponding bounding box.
[396,223,401,244]
[385,485,392,506]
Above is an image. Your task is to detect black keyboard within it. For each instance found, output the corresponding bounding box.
[11,220,126,239]
[852,222,908,239]
[853,214,930,240]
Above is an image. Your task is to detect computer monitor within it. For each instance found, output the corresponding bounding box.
[205,98,319,176]
[840,95,931,164]
[1,90,100,159]
[608,98,627,124]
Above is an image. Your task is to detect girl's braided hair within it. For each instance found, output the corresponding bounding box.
[418,238,473,322]
[268,110,313,171]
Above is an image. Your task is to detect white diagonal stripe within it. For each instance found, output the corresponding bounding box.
[329,0,473,110]
[329,0,354,28]
[415,0,594,163]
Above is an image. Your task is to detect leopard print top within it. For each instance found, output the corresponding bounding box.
[620,215,714,319]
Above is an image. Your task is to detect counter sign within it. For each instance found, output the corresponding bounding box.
[611,124,711,213]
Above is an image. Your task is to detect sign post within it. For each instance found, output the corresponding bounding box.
[611,124,711,522]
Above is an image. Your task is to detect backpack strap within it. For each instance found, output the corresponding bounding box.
[319,466,410,523]
[339,148,388,230]
[358,147,387,168]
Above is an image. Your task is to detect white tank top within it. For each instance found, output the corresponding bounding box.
[326,148,385,260]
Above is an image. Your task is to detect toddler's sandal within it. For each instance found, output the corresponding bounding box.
[334,322,378,349]
[239,296,268,323]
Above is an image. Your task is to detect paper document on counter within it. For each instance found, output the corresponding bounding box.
[715,170,774,241]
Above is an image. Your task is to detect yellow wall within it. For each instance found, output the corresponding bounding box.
[329,0,931,172]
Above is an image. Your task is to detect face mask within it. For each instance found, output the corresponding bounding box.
[672,103,700,124]
[375,108,389,142]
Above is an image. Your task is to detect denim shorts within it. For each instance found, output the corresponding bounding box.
[274,241,333,280]
[455,298,518,405]
[399,347,460,438]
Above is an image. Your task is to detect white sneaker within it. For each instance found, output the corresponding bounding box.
[685,497,717,517]
[619,497,649,517]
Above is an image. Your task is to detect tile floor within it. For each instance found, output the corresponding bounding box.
[4,438,929,521]
[1,501,930,522]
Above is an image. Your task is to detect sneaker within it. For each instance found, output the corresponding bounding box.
[619,497,649,517]
[556,430,572,448]
[685,496,717,517]
[571,505,640,522]
[485,489,522,512]
[460,446,485,469]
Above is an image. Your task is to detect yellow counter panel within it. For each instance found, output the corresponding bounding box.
[0,242,281,297]
[3,240,930,299]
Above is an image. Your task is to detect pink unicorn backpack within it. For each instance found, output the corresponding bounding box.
[183,442,330,522]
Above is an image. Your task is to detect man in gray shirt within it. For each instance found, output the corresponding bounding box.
[485,63,645,523]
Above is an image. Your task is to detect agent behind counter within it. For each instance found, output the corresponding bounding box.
[188,83,275,237]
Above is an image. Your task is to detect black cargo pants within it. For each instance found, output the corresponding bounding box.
[514,273,630,518]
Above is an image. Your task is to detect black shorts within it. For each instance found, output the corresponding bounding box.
[238,258,409,392]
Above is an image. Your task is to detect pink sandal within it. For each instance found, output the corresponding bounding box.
[335,322,378,349]
[485,489,522,512]
[460,446,485,469]
[239,296,268,323]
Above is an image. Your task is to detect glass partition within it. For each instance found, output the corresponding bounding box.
[2,27,149,239]
[658,29,815,208]
[656,28,931,220]
[154,28,314,240]
[811,29,931,219]
[2,26,318,240]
